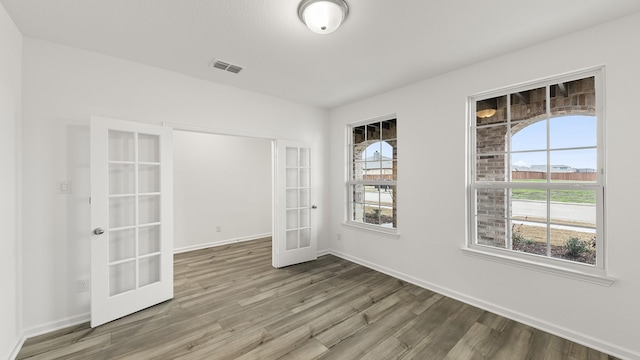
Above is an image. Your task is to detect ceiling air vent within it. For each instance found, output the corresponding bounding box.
[211,59,243,74]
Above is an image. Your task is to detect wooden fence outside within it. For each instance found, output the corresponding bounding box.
[511,171,596,181]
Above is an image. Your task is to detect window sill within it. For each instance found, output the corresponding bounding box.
[342,222,401,239]
[461,247,615,286]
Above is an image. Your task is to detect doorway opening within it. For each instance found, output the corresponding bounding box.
[172,130,274,254]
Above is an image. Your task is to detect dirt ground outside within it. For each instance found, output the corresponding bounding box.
[512,221,596,265]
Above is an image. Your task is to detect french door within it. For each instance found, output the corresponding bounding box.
[90,116,174,327]
[274,141,317,268]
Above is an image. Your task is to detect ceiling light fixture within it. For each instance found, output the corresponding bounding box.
[476,99,497,118]
[298,0,349,34]
[476,109,497,118]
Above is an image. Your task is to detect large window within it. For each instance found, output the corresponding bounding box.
[348,117,397,232]
[469,69,605,273]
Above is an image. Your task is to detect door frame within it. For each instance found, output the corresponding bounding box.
[164,122,310,267]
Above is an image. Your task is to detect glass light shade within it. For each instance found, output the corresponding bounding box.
[302,1,345,34]
[476,109,497,118]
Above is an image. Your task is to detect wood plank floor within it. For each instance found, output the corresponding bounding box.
[17,238,618,360]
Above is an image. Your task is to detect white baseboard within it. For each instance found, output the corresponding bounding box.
[6,335,25,360]
[23,312,90,340]
[173,233,272,254]
[327,249,638,360]
[316,248,331,257]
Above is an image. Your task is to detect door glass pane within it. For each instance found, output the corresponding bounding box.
[109,228,135,262]
[109,196,135,228]
[109,164,135,195]
[286,230,298,250]
[299,168,310,188]
[139,255,161,287]
[139,164,160,193]
[286,147,298,167]
[300,228,311,248]
[138,133,160,163]
[286,168,298,188]
[299,148,310,167]
[139,195,160,224]
[286,189,298,209]
[286,209,298,229]
[299,188,310,208]
[139,225,161,256]
[109,261,136,296]
[109,130,134,162]
[299,208,310,228]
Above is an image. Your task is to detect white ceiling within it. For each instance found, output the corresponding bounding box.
[3,0,640,109]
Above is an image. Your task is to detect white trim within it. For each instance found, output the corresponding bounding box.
[14,87,23,360]
[347,113,398,128]
[23,313,90,339]
[6,336,25,360]
[316,249,331,257]
[163,122,277,141]
[326,249,635,360]
[469,65,605,102]
[341,221,400,239]
[165,121,284,269]
[173,233,272,254]
[461,247,615,286]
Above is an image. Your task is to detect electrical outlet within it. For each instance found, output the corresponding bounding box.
[57,181,72,194]
[337,233,342,241]
[77,279,90,293]
[216,225,222,232]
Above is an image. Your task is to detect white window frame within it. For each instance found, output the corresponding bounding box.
[465,67,614,285]
[345,115,398,236]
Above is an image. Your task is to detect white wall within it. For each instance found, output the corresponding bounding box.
[329,13,640,359]
[174,131,272,252]
[20,38,329,334]
[0,2,22,358]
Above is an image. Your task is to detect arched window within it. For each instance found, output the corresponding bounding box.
[348,118,397,232]
[469,70,607,280]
